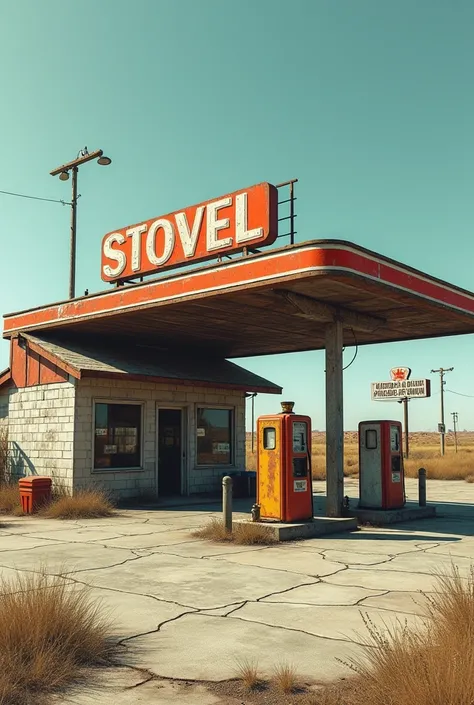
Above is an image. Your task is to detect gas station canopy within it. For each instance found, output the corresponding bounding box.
[4,239,474,355]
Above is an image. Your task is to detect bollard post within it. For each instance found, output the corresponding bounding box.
[418,468,426,507]
[222,475,233,533]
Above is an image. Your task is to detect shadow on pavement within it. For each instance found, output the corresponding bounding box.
[112,493,474,541]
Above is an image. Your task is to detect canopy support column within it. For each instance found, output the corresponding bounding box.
[325,320,344,517]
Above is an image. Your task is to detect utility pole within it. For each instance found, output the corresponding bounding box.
[431,367,454,456]
[451,411,459,453]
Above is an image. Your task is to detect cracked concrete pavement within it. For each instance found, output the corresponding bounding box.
[2,477,474,703]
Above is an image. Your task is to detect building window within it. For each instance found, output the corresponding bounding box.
[94,402,142,470]
[196,407,233,465]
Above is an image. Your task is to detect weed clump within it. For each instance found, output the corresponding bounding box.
[0,569,112,705]
[192,518,277,545]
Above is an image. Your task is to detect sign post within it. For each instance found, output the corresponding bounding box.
[401,397,409,459]
[371,368,431,460]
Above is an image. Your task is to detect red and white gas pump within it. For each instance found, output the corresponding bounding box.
[358,420,405,510]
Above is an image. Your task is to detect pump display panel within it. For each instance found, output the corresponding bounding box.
[293,422,308,453]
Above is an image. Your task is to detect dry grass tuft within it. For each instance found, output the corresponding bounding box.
[0,483,114,520]
[233,521,277,545]
[42,488,115,519]
[309,566,474,705]
[0,568,112,705]
[192,517,231,541]
[235,657,262,691]
[192,518,277,545]
[273,663,299,693]
[0,484,22,515]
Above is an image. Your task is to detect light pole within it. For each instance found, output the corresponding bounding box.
[50,147,111,299]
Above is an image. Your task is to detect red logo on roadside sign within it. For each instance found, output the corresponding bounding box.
[390,367,411,381]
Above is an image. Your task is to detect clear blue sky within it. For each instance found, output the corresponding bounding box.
[1,0,473,431]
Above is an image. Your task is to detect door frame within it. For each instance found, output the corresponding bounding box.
[156,404,189,496]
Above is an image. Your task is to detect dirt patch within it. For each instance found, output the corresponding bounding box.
[206,678,317,704]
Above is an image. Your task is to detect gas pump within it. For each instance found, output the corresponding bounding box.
[358,420,405,510]
[257,402,313,522]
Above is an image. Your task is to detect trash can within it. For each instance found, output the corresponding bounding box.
[19,476,52,514]
[221,472,247,499]
[247,471,257,498]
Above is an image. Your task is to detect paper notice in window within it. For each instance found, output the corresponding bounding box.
[104,445,117,454]
[197,428,206,437]
[95,428,107,436]
[213,443,230,454]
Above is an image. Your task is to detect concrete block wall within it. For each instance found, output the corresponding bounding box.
[74,377,246,499]
[0,391,8,426]
[2,382,75,487]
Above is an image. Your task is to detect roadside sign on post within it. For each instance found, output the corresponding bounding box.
[438,423,446,434]
[371,379,431,400]
[371,368,430,461]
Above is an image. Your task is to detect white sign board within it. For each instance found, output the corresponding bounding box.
[371,379,431,400]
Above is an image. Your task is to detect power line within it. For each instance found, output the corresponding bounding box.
[0,188,70,206]
[343,327,358,371]
[446,389,474,399]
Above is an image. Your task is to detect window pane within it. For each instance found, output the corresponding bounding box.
[366,429,378,450]
[263,427,276,450]
[197,408,232,465]
[94,403,142,469]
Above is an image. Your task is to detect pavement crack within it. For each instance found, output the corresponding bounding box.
[320,575,439,594]
[353,590,390,606]
[223,600,248,617]
[209,555,348,580]
[349,564,468,579]
[219,611,371,647]
[64,574,199,610]
[124,673,156,689]
[257,579,321,602]
[0,542,72,553]
[118,609,197,646]
[66,551,149,576]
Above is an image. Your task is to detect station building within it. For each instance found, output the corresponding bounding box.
[0,334,279,499]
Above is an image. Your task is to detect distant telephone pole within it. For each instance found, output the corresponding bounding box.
[431,367,454,456]
[451,411,459,453]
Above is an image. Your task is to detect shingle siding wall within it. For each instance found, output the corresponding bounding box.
[1,383,75,487]
[74,377,246,499]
